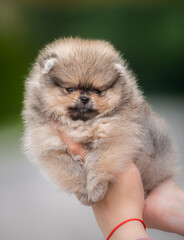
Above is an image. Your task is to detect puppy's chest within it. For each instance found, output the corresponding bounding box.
[62,121,111,149]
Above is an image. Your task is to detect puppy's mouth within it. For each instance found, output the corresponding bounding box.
[68,106,99,121]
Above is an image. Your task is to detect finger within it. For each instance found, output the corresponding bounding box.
[57,128,87,161]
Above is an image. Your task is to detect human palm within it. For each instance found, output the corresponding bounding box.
[144,179,184,236]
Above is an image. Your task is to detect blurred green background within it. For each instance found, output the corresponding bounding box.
[0,1,184,125]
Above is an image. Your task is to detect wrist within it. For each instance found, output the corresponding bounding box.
[109,220,148,240]
[93,203,145,238]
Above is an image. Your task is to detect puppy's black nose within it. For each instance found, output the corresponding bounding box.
[80,96,90,104]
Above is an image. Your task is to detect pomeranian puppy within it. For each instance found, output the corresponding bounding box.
[23,38,176,205]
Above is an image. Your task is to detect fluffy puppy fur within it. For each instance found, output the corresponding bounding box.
[23,38,177,205]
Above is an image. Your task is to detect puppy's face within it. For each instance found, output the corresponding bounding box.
[37,40,125,122]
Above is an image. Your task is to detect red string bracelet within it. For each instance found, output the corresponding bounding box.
[106,218,146,240]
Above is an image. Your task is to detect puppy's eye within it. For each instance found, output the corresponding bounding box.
[93,89,101,95]
[66,88,76,93]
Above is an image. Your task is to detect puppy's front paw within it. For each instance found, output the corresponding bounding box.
[76,192,93,206]
[87,180,108,204]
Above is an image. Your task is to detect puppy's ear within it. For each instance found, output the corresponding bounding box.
[39,53,58,74]
[44,57,57,74]
[114,63,126,77]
